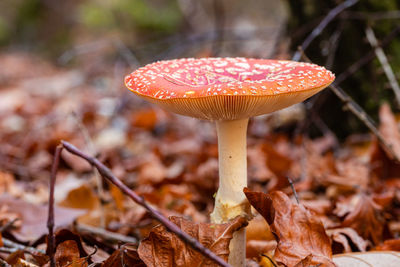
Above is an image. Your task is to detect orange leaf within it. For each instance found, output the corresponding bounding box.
[376,239,400,251]
[54,240,80,267]
[340,193,384,245]
[244,188,334,266]
[137,216,247,267]
[102,244,146,267]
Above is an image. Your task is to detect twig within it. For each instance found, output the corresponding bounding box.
[0,218,19,233]
[343,10,400,20]
[60,141,231,267]
[47,145,62,267]
[330,84,398,161]
[74,223,137,244]
[301,51,399,162]
[2,238,45,255]
[0,247,17,254]
[292,0,359,61]
[286,177,299,204]
[325,21,344,69]
[335,24,400,85]
[365,26,400,107]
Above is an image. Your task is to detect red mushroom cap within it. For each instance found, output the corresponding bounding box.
[125,57,334,120]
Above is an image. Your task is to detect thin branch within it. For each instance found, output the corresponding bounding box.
[60,141,232,267]
[292,0,359,61]
[365,26,400,107]
[335,24,400,85]
[343,10,400,20]
[0,218,19,233]
[301,51,399,162]
[286,177,300,204]
[2,238,45,255]
[47,145,62,267]
[74,223,137,244]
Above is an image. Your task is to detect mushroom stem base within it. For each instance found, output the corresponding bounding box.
[211,118,250,267]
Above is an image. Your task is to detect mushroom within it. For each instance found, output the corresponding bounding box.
[125,57,334,267]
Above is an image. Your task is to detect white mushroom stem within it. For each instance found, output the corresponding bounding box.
[211,118,250,267]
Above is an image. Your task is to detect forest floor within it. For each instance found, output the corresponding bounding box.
[0,51,400,266]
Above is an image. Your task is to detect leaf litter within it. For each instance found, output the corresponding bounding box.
[0,52,400,266]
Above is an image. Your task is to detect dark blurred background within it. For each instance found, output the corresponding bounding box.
[0,0,399,138]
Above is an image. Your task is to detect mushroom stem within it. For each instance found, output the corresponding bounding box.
[211,118,250,267]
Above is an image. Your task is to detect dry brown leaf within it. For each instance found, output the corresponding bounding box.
[50,229,89,258]
[333,251,400,267]
[102,244,146,267]
[376,239,400,251]
[327,227,368,253]
[247,145,275,183]
[59,184,100,210]
[262,143,292,190]
[55,240,81,267]
[131,108,158,130]
[243,188,274,225]
[370,103,400,180]
[6,250,25,265]
[244,188,334,266]
[0,196,85,241]
[14,258,39,267]
[339,193,385,245]
[246,240,277,259]
[110,183,125,211]
[138,216,247,267]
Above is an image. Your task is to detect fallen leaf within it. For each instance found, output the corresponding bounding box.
[333,251,400,267]
[339,193,385,245]
[54,240,82,267]
[244,188,334,266]
[370,103,400,180]
[376,239,400,251]
[102,243,146,267]
[6,250,25,265]
[327,227,368,253]
[50,229,89,258]
[138,216,247,267]
[59,184,100,210]
[14,258,39,267]
[0,195,86,241]
[131,108,158,130]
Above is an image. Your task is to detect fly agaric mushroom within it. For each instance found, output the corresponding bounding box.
[125,57,334,267]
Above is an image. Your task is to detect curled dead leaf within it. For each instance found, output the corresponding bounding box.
[138,216,247,267]
[244,188,334,267]
[339,193,385,245]
[102,243,146,267]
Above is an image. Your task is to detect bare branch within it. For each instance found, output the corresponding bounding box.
[60,141,232,267]
[365,26,400,107]
[74,223,137,244]
[292,0,359,61]
[301,51,399,162]
[2,238,45,255]
[286,177,300,204]
[343,10,400,20]
[335,25,400,85]
[47,145,62,267]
